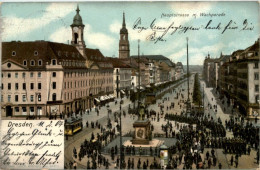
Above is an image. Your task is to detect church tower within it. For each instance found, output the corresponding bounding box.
[71,5,86,57]
[119,12,130,59]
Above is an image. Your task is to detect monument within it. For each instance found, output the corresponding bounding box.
[132,103,151,145]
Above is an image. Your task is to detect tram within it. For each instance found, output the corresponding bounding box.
[65,117,83,136]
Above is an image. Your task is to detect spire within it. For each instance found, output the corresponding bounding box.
[120,12,128,34]
[76,4,80,14]
[122,12,126,27]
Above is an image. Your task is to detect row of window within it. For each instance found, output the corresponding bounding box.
[12,106,42,113]
[64,70,113,78]
[23,59,57,66]
[63,78,112,89]
[2,82,56,90]
[2,72,57,78]
[1,93,57,102]
[12,51,39,57]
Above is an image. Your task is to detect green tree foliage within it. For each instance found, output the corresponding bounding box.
[192,73,202,105]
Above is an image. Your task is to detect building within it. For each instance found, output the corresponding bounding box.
[205,38,259,117]
[1,41,87,117]
[119,12,130,59]
[107,58,132,98]
[175,62,185,80]
[1,6,114,117]
[130,55,176,83]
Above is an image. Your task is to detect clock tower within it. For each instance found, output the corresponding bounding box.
[119,12,130,59]
[71,5,86,57]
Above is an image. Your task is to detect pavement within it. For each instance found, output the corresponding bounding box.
[65,75,259,169]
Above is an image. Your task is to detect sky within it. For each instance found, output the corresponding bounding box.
[1,1,259,65]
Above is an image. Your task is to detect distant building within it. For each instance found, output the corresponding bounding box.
[204,39,259,117]
[107,58,132,98]
[175,62,184,80]
[119,12,130,59]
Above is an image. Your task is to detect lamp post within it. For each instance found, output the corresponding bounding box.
[119,101,123,169]
[203,84,205,114]
[138,39,141,114]
[186,37,191,115]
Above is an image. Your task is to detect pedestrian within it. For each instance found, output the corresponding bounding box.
[73,161,77,169]
[218,163,222,169]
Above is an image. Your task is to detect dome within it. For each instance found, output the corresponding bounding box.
[71,5,84,27]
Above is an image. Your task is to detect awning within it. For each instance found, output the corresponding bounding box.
[95,98,100,102]
[105,95,110,100]
[120,90,125,94]
[100,96,106,101]
[109,94,115,98]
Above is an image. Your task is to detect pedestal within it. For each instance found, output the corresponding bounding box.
[132,119,151,145]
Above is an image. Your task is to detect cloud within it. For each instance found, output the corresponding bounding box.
[169,2,214,16]
[168,42,225,65]
[85,25,116,51]
[49,24,116,52]
[109,20,154,42]
[49,27,71,43]
[2,3,75,40]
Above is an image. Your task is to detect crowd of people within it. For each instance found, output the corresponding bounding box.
[66,75,259,169]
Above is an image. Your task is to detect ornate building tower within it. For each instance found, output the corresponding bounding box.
[71,5,86,58]
[119,12,130,59]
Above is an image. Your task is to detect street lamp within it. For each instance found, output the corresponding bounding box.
[186,37,191,116]
[119,101,123,169]
[138,39,141,112]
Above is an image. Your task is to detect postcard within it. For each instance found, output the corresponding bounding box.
[0,1,259,169]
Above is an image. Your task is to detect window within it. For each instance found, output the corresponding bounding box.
[30,83,34,90]
[256,95,259,103]
[15,73,18,78]
[7,63,11,68]
[254,63,259,69]
[52,72,56,77]
[256,85,259,92]
[23,60,27,66]
[8,73,11,78]
[34,51,38,56]
[15,83,19,90]
[22,72,26,78]
[255,73,259,80]
[30,107,34,113]
[38,83,41,90]
[15,107,19,112]
[53,82,56,89]
[22,95,26,102]
[30,95,34,102]
[38,94,41,102]
[31,60,35,66]
[38,72,41,78]
[1,95,3,102]
[38,60,42,66]
[1,83,3,90]
[8,95,11,102]
[52,93,56,101]
[15,95,18,102]
[52,59,56,65]
[30,73,34,78]
[8,83,11,90]
[22,107,27,113]
[12,51,16,56]
[23,83,26,90]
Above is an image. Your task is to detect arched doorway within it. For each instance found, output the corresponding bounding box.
[6,106,12,117]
